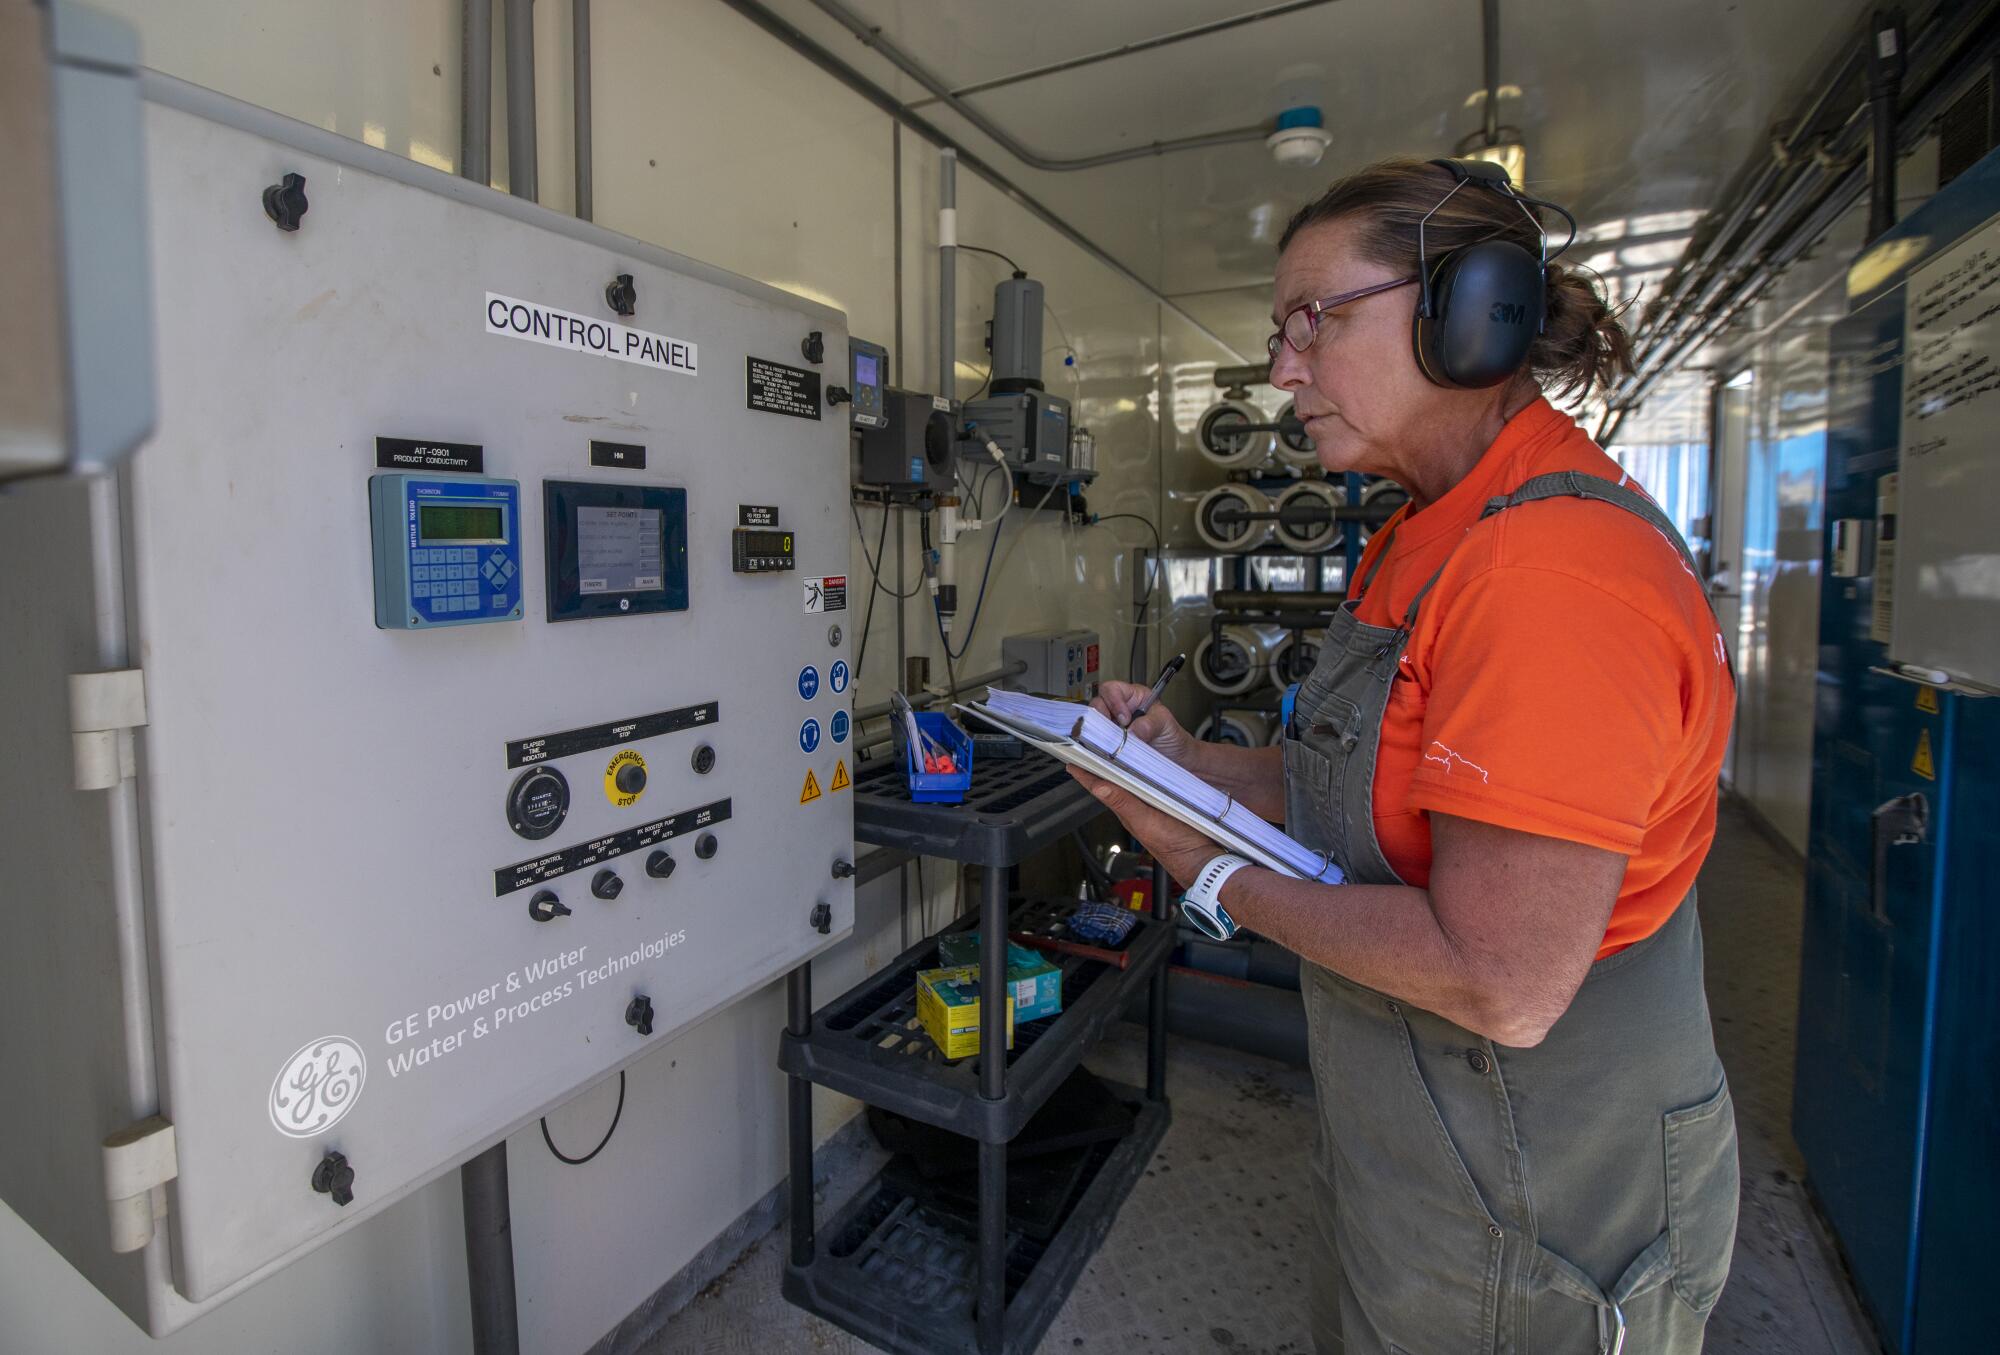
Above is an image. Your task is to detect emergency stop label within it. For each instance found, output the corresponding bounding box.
[485,292,697,376]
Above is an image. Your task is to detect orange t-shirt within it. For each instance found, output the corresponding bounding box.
[1350,397,1733,958]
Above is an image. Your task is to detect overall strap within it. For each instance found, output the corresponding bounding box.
[1480,471,1714,617]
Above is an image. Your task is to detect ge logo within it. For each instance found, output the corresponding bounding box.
[619,598,631,612]
[268,1036,367,1139]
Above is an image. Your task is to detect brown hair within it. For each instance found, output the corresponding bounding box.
[1278,158,1633,399]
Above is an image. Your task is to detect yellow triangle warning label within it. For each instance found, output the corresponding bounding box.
[799,768,823,804]
[829,759,851,792]
[1912,728,1937,781]
[1916,685,1940,714]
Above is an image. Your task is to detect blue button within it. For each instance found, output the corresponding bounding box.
[829,660,850,694]
[500,558,516,579]
[457,565,475,581]
[412,549,432,565]
[434,597,454,614]
[797,665,820,701]
[458,580,474,596]
[410,566,428,582]
[413,581,432,598]
[831,710,850,744]
[799,719,821,754]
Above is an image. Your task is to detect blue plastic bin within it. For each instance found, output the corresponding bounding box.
[898,710,975,804]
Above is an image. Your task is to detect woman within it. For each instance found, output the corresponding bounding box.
[1081,159,1740,1354]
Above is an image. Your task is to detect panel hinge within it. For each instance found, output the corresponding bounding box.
[102,1115,176,1254]
[69,668,147,791]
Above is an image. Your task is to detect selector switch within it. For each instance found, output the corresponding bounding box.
[592,869,624,900]
[695,832,719,860]
[528,890,571,923]
[646,850,677,880]
[508,767,571,841]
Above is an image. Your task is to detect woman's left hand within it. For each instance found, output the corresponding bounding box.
[1069,766,1227,887]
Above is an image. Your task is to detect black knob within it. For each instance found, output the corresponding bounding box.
[528,890,571,922]
[831,860,855,879]
[646,850,676,879]
[801,330,826,364]
[695,832,718,860]
[311,1151,354,1206]
[263,172,309,232]
[592,869,623,900]
[810,902,832,934]
[691,744,716,775]
[625,995,655,1036]
[615,761,647,796]
[827,384,853,407]
[606,273,637,316]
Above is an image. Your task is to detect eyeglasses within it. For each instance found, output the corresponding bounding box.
[1267,276,1419,360]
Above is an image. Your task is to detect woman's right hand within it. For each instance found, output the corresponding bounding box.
[1091,681,1196,766]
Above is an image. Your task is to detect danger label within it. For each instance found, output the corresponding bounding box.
[800,768,823,804]
[485,292,697,376]
[804,576,848,613]
[829,759,851,793]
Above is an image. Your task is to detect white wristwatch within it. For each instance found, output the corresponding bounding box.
[1180,853,1255,940]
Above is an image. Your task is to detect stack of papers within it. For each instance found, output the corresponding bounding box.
[965,691,1345,884]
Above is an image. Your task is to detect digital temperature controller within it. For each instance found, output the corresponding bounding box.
[369,473,524,628]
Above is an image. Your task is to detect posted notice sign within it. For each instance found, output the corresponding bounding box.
[485,292,697,376]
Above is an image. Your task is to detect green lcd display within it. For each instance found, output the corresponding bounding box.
[419,503,505,542]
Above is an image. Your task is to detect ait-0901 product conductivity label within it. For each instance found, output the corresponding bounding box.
[485,292,697,375]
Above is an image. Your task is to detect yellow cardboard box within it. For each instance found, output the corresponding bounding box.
[916,965,1016,1059]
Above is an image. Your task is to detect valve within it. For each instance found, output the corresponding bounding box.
[262,172,309,232]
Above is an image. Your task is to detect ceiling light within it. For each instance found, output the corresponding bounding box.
[1463,138,1526,185]
[1267,105,1332,168]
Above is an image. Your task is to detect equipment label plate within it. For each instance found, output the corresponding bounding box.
[739,504,779,527]
[590,440,647,469]
[377,437,484,473]
[494,799,732,894]
[485,292,697,375]
[507,701,718,768]
[746,357,823,420]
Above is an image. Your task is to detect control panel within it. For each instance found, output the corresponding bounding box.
[1002,628,1101,700]
[849,336,889,430]
[0,86,859,1330]
[369,474,523,628]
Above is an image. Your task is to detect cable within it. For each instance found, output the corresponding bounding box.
[851,500,923,599]
[1093,512,1163,680]
[540,1071,625,1165]
[957,243,1025,275]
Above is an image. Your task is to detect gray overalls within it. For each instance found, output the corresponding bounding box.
[1283,472,1740,1355]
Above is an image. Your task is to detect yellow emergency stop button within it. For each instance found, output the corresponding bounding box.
[605,749,647,807]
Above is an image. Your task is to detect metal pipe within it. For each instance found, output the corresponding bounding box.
[1481,0,1501,146]
[911,0,1338,105]
[503,0,537,201]
[1865,10,1904,240]
[856,846,913,886]
[460,0,492,184]
[462,1143,521,1355]
[786,966,815,1267]
[715,0,1250,361]
[940,147,955,397]
[808,0,1269,173]
[1211,589,1345,612]
[572,0,592,220]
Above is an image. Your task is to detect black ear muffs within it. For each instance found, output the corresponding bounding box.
[1412,239,1545,389]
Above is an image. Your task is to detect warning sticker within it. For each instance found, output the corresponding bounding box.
[804,576,848,613]
[800,768,823,804]
[1912,728,1937,780]
[746,357,823,421]
[830,759,851,793]
[1916,686,1940,714]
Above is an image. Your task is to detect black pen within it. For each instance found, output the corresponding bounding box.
[1126,653,1186,726]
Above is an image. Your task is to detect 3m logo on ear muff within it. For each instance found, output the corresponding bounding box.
[1490,301,1528,324]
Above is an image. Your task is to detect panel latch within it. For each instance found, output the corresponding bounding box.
[102,1115,177,1253]
[69,669,147,791]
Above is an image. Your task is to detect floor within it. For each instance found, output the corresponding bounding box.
[643,801,1880,1355]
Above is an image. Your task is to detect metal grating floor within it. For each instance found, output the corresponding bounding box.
[636,801,1879,1355]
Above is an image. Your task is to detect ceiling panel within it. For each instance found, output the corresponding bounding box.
[764,0,1872,342]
